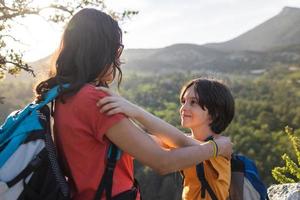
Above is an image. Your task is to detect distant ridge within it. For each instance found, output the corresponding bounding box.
[26,6,300,76]
[206,7,300,51]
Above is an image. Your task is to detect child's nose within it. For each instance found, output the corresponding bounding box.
[180,103,189,112]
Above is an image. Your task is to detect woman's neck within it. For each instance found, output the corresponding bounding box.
[191,125,215,141]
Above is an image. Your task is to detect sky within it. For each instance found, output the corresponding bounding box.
[9,0,300,61]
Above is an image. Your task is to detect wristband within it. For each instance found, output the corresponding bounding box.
[208,140,217,157]
[212,139,219,157]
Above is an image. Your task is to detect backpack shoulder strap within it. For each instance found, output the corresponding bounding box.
[94,143,122,200]
[195,135,218,200]
[196,163,218,200]
[34,84,69,111]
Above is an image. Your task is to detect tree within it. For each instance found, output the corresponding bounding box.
[0,0,138,79]
[272,127,300,183]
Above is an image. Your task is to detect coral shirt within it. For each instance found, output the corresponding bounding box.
[182,156,231,200]
[54,84,137,200]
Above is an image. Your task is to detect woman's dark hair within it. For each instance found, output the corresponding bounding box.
[180,78,235,134]
[36,8,123,101]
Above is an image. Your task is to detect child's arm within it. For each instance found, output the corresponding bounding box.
[130,118,172,149]
[96,86,199,148]
[96,87,232,159]
[150,135,171,149]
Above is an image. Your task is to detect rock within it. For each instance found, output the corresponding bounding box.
[268,183,300,200]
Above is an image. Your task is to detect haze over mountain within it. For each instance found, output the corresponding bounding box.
[206,7,300,52]
[121,7,300,74]
[22,6,300,79]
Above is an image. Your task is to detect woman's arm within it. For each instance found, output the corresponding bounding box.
[96,87,210,148]
[105,118,232,175]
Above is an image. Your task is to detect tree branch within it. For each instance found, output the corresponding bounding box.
[1,34,21,42]
[5,60,35,76]
[0,1,19,12]
[46,4,73,15]
[0,9,39,21]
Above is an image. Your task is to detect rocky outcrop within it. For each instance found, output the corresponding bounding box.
[268,183,300,200]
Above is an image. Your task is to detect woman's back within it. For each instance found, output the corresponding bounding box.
[54,84,135,200]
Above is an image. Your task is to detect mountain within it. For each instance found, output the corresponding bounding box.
[14,6,300,79]
[122,45,272,74]
[122,44,230,73]
[121,7,300,74]
[206,7,300,52]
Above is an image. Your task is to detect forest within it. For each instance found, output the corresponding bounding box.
[1,65,299,199]
[1,1,300,199]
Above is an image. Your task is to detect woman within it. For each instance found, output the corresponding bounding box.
[36,8,232,200]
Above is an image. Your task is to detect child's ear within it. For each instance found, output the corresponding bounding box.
[204,107,213,123]
[208,115,213,123]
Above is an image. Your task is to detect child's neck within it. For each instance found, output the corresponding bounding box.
[191,126,215,141]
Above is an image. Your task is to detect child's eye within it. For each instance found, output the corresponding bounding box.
[191,100,197,105]
[180,99,186,104]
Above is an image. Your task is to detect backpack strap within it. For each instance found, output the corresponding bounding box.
[94,143,122,200]
[42,105,70,197]
[34,84,69,111]
[112,179,140,200]
[196,163,218,200]
[6,149,48,187]
[196,135,218,200]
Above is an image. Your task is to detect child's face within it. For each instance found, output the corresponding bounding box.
[179,85,211,130]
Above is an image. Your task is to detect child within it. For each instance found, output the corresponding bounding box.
[97,77,235,200]
[179,78,234,200]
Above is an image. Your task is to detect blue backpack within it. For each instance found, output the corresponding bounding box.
[0,86,70,200]
[196,153,269,200]
[0,85,139,200]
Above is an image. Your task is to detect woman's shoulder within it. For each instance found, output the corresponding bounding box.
[65,84,110,110]
[76,84,109,102]
[64,84,111,118]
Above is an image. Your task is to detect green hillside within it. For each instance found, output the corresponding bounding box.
[1,66,299,199]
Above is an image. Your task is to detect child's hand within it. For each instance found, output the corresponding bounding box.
[96,87,141,118]
[214,136,233,160]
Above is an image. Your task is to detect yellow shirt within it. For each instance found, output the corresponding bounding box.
[182,156,231,200]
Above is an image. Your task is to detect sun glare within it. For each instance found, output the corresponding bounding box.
[7,0,66,62]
